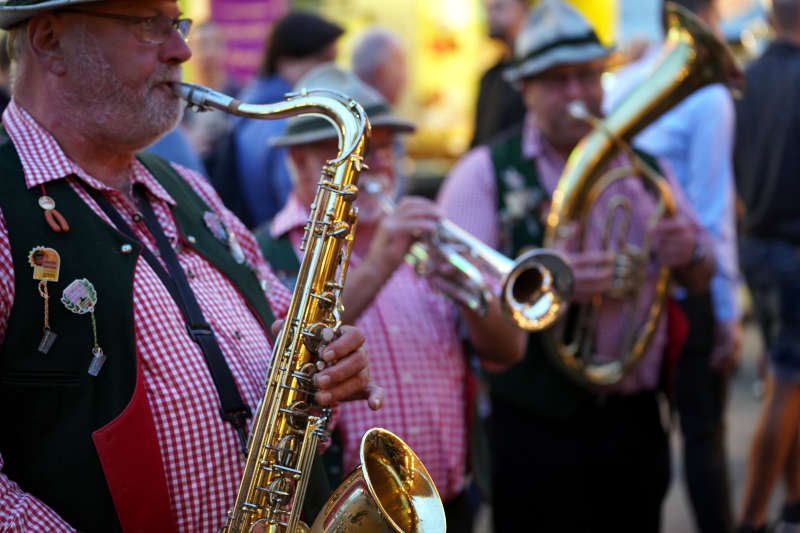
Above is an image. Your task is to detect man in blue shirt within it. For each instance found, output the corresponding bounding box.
[211,11,342,228]
[606,1,741,531]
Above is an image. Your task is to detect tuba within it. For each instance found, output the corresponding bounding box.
[541,2,743,387]
[172,83,445,532]
[363,182,574,331]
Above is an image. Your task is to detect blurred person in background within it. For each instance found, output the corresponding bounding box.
[255,63,526,532]
[351,27,411,196]
[207,11,342,228]
[471,0,529,147]
[351,27,408,107]
[606,1,741,531]
[183,20,240,162]
[439,1,715,530]
[734,1,800,531]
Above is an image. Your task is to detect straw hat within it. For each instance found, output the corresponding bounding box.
[504,0,613,83]
[0,0,101,29]
[270,62,415,147]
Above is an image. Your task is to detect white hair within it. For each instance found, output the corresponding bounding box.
[351,27,404,83]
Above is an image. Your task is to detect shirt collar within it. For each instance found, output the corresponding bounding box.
[3,99,176,205]
[271,193,308,238]
[522,113,565,164]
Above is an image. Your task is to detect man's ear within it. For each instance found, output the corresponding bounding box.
[27,14,68,75]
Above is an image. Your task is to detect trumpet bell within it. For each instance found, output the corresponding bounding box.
[503,249,574,331]
[311,428,446,533]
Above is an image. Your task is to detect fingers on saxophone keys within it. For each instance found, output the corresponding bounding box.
[313,345,369,405]
[314,368,373,407]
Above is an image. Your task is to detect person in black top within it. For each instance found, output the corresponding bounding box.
[470,0,529,147]
[735,1,800,531]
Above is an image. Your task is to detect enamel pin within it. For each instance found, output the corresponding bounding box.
[28,246,60,354]
[61,278,106,376]
[204,211,246,264]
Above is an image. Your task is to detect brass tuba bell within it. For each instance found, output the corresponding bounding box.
[542,2,743,387]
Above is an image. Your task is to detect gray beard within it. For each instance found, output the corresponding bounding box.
[59,27,182,150]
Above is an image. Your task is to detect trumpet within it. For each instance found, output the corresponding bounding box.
[363,180,574,331]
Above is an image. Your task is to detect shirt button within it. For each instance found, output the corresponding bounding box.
[233,330,242,340]
[186,269,196,280]
[120,243,133,254]
[186,235,197,244]
[132,212,143,223]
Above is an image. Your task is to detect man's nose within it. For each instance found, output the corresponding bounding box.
[160,28,192,64]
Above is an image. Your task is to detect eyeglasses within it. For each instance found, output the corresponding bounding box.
[59,9,193,45]
[534,67,604,88]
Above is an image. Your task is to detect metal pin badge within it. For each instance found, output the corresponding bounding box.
[61,278,106,376]
[28,247,60,354]
[203,211,245,264]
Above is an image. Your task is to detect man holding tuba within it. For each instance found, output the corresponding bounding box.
[256,63,527,531]
[439,0,715,531]
[0,1,383,531]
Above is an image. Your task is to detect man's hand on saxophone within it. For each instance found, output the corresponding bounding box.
[269,321,384,411]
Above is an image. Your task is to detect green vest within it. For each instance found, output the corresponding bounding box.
[488,131,664,419]
[0,140,274,532]
[488,130,590,419]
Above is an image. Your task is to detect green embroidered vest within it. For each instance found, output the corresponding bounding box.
[488,131,664,419]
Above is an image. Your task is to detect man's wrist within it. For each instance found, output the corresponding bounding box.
[687,239,707,268]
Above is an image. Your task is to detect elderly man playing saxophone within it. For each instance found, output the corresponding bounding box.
[439,1,715,531]
[0,1,382,531]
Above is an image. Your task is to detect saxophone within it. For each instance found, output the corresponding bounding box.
[172,83,446,532]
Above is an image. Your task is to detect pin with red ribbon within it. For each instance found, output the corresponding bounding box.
[28,246,60,354]
[61,278,106,376]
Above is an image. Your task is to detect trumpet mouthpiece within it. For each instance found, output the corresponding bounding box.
[567,100,590,121]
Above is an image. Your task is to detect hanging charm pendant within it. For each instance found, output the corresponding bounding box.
[29,247,61,354]
[87,347,106,376]
[38,328,58,355]
[61,278,107,376]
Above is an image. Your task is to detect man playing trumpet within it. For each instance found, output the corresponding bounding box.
[439,1,715,531]
[256,63,526,531]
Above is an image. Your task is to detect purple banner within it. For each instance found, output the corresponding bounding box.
[211,0,289,85]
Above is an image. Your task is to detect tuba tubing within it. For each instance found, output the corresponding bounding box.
[542,2,743,387]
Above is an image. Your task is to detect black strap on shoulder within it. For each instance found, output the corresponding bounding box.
[83,181,252,455]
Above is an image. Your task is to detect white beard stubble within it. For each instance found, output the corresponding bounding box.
[60,27,183,150]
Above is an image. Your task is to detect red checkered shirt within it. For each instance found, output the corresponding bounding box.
[0,101,292,532]
[271,194,468,502]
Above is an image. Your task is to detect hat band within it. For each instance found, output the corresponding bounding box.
[284,102,390,137]
[519,31,603,66]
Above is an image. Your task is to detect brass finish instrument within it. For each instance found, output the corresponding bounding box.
[363,182,574,331]
[172,82,446,532]
[542,3,743,387]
